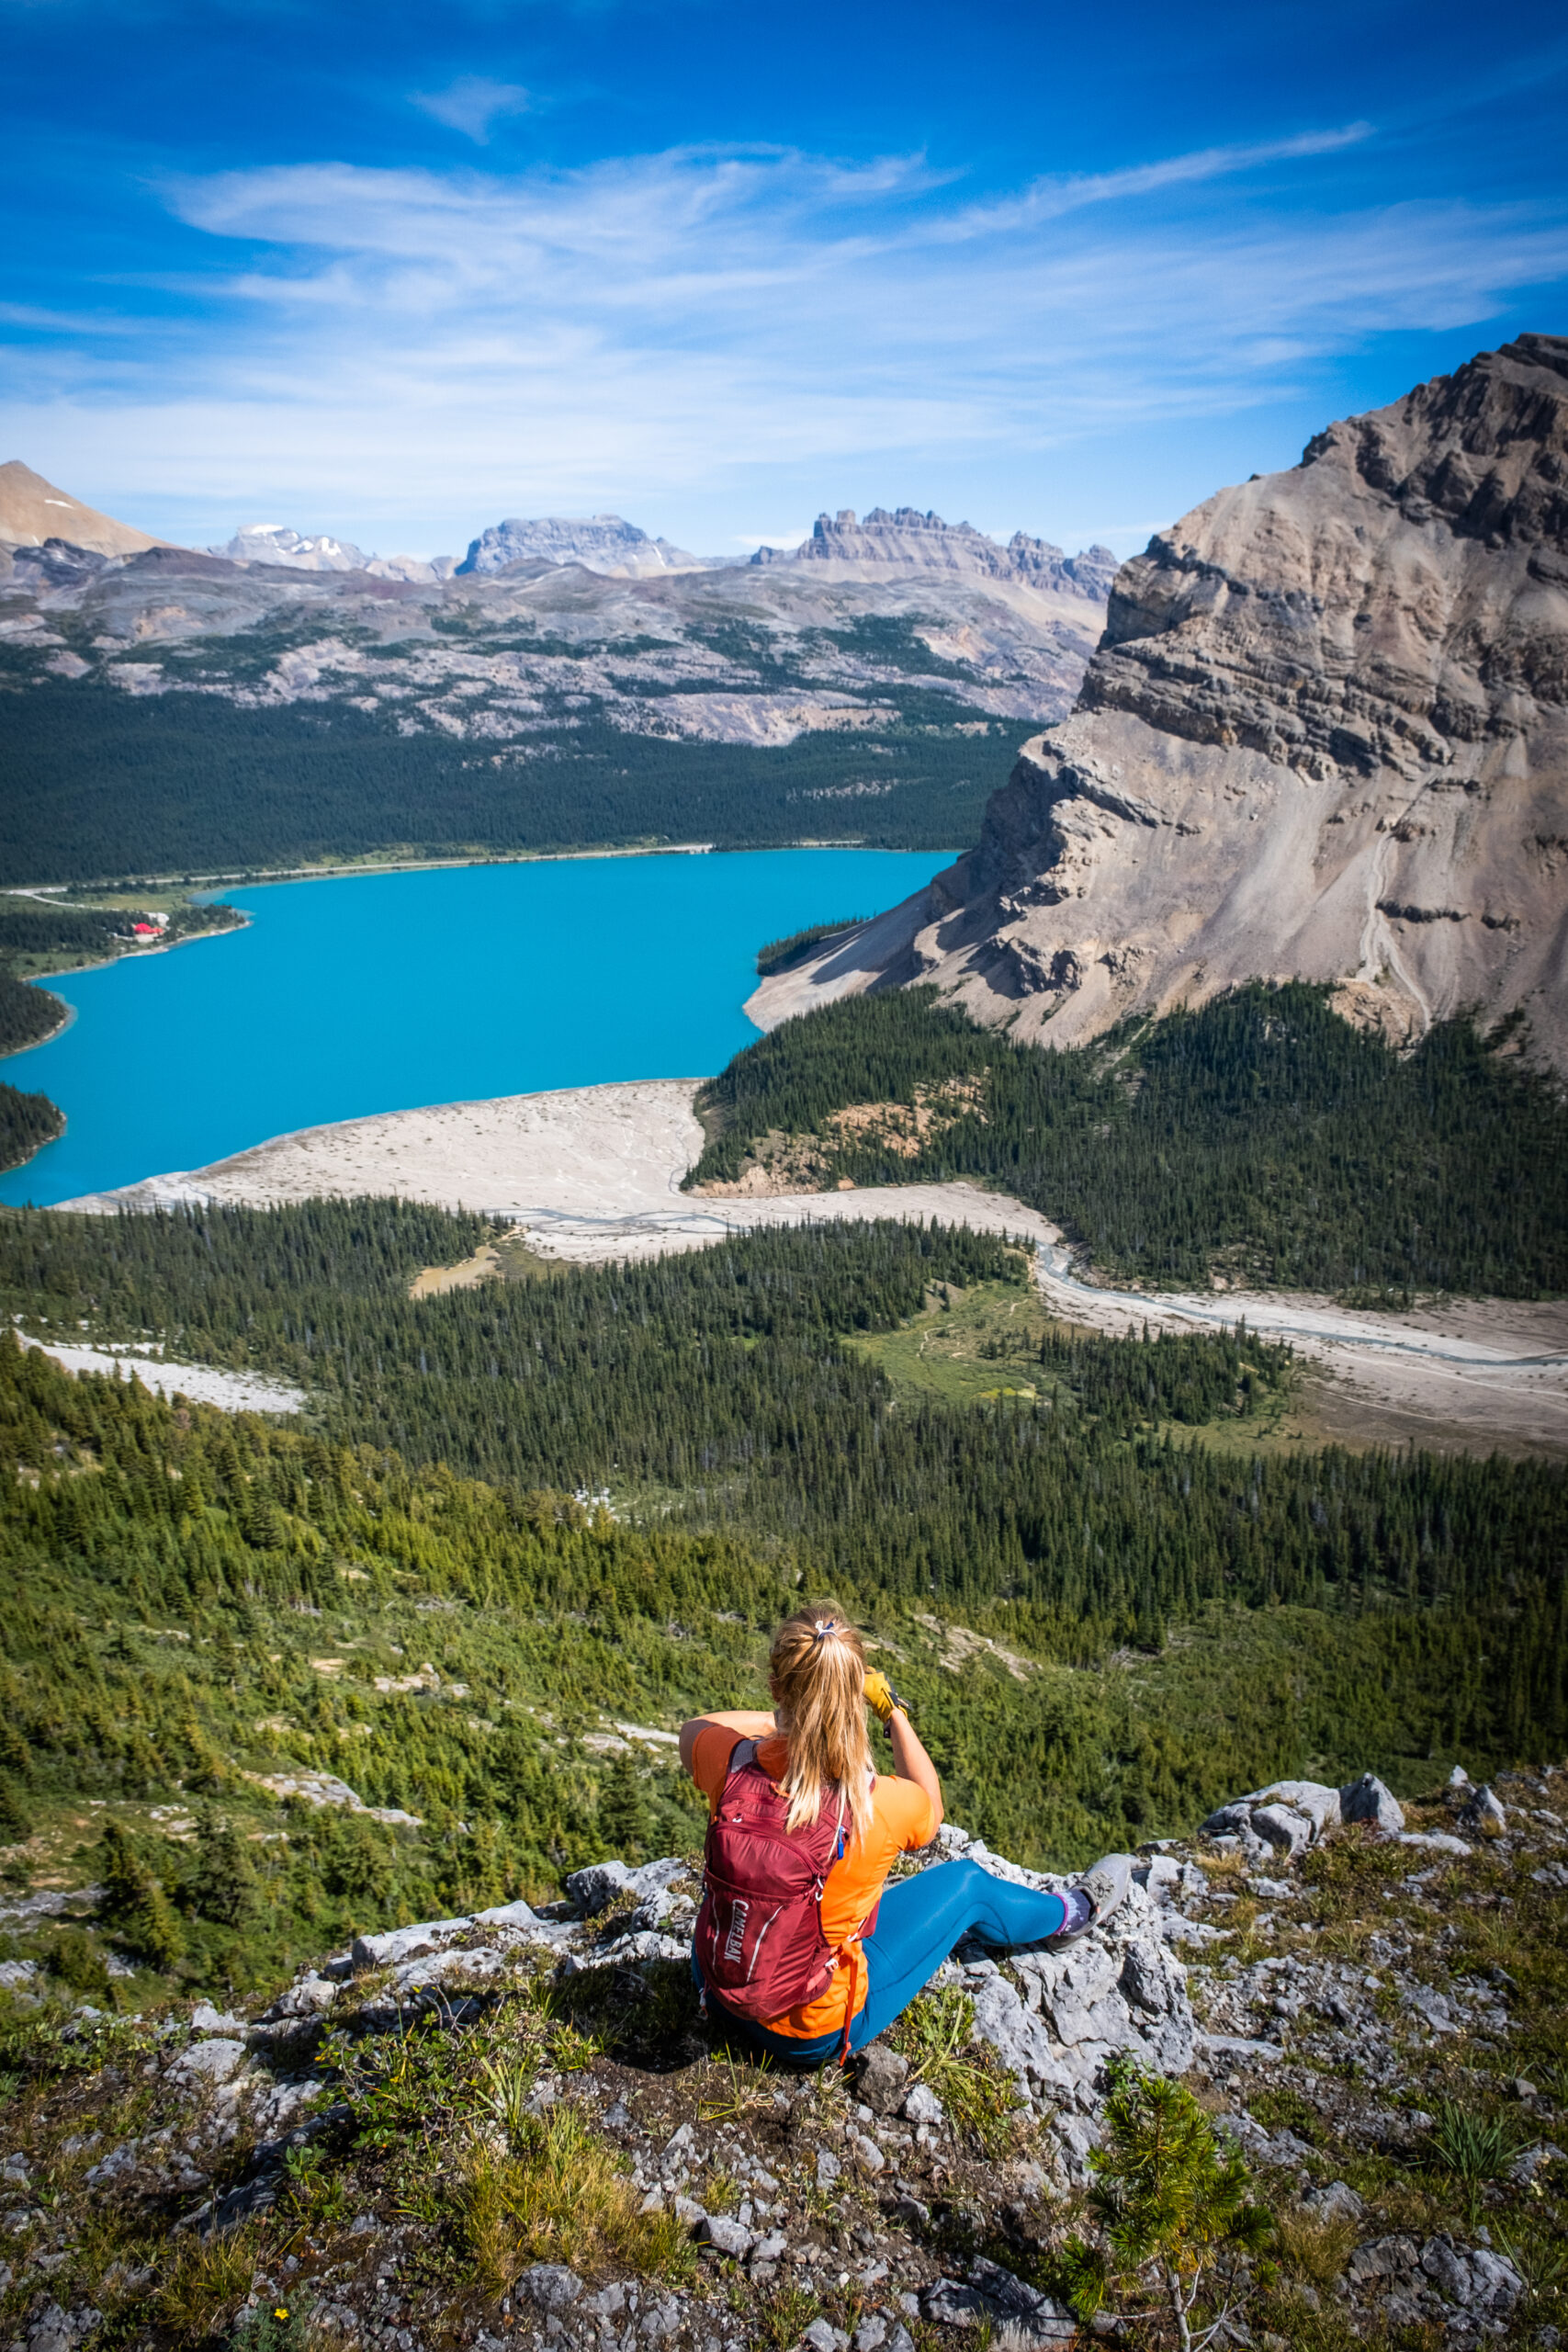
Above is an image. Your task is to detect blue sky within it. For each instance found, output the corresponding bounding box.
[3,0,1566,561]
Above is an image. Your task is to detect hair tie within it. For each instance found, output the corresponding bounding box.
[812,1620,838,1643]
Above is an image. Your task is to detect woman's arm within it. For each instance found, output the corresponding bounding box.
[678,1708,777,1776]
[887,1707,943,1829]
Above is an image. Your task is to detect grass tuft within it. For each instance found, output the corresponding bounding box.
[154,2226,261,2344]
[1273,2206,1359,2290]
[1423,2099,1525,2185]
[452,2101,696,2292]
[889,1987,1022,2155]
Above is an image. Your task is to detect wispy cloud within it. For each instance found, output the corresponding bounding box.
[931,124,1377,240]
[412,75,532,144]
[4,128,1565,535]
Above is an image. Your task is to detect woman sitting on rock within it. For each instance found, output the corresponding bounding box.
[680,1602,1132,2065]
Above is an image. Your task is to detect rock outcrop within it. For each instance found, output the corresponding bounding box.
[754,336,1568,1070]
[753,506,1115,600]
[2,1762,1565,2352]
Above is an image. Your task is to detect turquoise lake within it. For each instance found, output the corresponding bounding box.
[0,850,949,1207]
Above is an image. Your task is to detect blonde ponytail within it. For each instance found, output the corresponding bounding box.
[769,1603,874,1848]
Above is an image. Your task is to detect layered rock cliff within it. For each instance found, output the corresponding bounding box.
[754,336,1568,1070]
[753,506,1116,599]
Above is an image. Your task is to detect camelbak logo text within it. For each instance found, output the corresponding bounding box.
[723,1902,750,1962]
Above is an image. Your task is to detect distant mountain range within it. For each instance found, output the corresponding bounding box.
[0,465,1115,596]
[0,473,1105,734]
[205,524,460,582]
[0,467,1112,882]
[753,506,1117,598]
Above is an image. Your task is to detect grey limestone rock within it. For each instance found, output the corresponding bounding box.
[26,2302,80,2352]
[1340,1774,1406,1836]
[1413,2236,1525,2317]
[1302,2180,1365,2222]
[1459,1783,1506,1832]
[1249,1804,1314,1860]
[171,2037,248,2088]
[516,2263,584,2312]
[855,2042,909,2114]
[1348,2235,1419,2285]
[1466,2246,1526,2315]
[189,2001,243,2034]
[351,1898,544,1970]
[926,2256,1077,2346]
[565,1856,688,1918]
[695,2213,753,2256]
[1203,1782,1340,1857]
[901,2081,946,2126]
[256,1974,337,2022]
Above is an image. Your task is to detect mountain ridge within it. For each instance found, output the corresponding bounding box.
[752,334,1568,1073]
[753,505,1116,598]
[0,460,165,560]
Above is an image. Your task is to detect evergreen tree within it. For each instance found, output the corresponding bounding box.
[99,1822,186,1972]
[598,1753,652,1863]
[190,1812,262,1927]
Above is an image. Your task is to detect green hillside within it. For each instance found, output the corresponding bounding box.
[687,982,1568,1297]
[1,1199,1563,2000]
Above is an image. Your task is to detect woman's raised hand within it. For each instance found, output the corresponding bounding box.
[863,1668,908,1724]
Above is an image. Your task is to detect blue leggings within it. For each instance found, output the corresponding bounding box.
[694,1856,1077,2067]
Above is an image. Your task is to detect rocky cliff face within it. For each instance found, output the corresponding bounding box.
[755,337,1568,1069]
[753,507,1116,600]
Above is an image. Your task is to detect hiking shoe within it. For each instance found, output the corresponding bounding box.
[1075,1852,1135,1928]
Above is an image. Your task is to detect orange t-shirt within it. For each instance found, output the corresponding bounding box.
[688,1726,938,2038]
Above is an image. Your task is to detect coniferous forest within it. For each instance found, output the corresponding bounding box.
[0,671,1021,884]
[0,964,1564,1987]
[0,1080,63,1174]
[0,1187,1563,1988]
[687,982,1568,1296]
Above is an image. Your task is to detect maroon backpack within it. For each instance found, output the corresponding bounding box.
[694,1740,878,2026]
